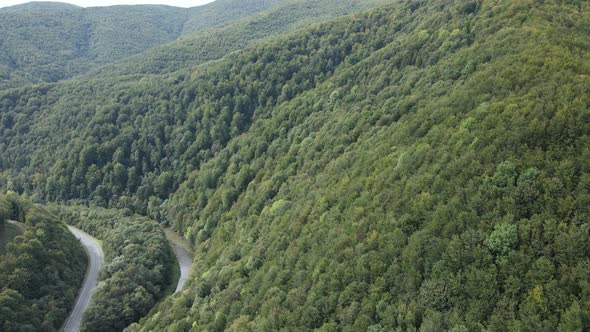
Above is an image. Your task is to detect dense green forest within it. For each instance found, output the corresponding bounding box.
[0,3,186,88]
[86,0,390,78]
[0,194,86,331]
[51,205,174,331]
[0,0,399,215]
[178,0,285,36]
[1,0,590,330]
[0,0,392,90]
[0,0,285,89]
[134,1,590,330]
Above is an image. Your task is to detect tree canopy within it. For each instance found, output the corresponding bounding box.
[0,0,388,90]
[1,0,589,330]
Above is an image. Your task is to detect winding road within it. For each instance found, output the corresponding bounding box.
[62,226,103,332]
[7,219,190,331]
[165,229,194,293]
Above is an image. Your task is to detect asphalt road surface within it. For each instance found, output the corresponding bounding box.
[62,226,103,332]
[165,229,194,293]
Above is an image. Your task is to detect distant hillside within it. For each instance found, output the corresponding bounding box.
[0,0,392,89]
[1,0,590,330]
[2,1,81,10]
[0,3,187,86]
[0,0,284,90]
[181,0,285,35]
[87,0,391,78]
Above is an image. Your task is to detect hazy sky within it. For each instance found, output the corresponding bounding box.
[0,0,215,8]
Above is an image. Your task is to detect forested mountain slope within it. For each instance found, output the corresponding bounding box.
[180,0,285,36]
[1,0,590,331]
[0,0,391,89]
[0,0,284,89]
[87,0,391,78]
[134,1,590,330]
[0,3,187,88]
[0,0,395,214]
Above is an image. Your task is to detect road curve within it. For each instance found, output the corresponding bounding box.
[165,229,194,293]
[62,226,103,332]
